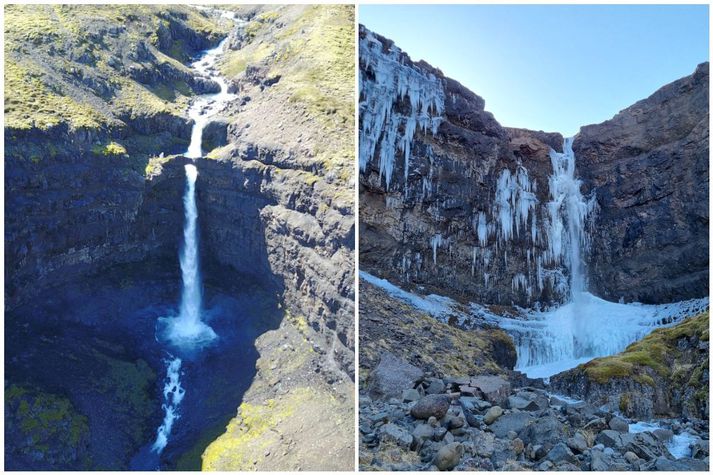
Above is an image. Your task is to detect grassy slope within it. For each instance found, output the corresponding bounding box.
[213,4,355,185]
[4,4,229,131]
[359,279,516,386]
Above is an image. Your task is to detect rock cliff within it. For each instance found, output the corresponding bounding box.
[5,5,354,471]
[359,25,709,307]
[575,63,709,303]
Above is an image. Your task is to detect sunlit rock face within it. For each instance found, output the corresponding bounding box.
[574,62,709,304]
[359,24,709,308]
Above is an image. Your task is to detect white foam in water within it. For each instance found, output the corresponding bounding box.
[151,358,185,454]
[185,37,237,158]
[629,421,697,459]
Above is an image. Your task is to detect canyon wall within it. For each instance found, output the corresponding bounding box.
[575,62,709,304]
[359,25,709,307]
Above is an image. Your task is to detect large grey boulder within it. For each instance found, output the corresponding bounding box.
[489,412,534,439]
[367,352,423,400]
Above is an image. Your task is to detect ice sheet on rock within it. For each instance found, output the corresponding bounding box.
[359,29,445,190]
[360,271,458,320]
[482,291,709,378]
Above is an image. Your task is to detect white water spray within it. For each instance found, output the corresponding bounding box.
[185,37,236,159]
[151,358,185,454]
[162,164,217,347]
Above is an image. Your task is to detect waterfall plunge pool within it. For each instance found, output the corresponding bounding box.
[5,262,282,470]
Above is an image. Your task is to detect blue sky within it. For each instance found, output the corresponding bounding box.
[360,4,709,136]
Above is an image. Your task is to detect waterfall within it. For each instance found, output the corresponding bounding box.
[483,138,709,378]
[177,165,206,333]
[544,137,595,298]
[160,164,217,348]
[184,37,236,159]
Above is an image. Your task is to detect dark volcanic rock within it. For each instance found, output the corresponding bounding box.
[575,62,709,304]
[359,25,708,309]
[410,394,450,420]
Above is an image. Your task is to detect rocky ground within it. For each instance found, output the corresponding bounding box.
[359,281,710,471]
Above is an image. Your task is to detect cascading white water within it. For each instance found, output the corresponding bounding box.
[151,358,185,454]
[483,138,709,378]
[544,137,594,298]
[185,37,236,159]
[161,164,217,347]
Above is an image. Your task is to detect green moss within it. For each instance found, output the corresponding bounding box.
[92,141,127,157]
[619,393,631,413]
[5,4,226,132]
[5,384,90,459]
[95,353,156,444]
[582,312,708,386]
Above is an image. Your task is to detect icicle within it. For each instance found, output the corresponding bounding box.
[359,29,445,190]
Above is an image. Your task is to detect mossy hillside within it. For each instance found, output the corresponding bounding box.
[5,4,230,162]
[581,311,709,386]
[201,307,354,471]
[359,279,516,386]
[217,5,355,185]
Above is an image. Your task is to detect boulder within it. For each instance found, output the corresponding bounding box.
[608,416,629,433]
[470,375,511,405]
[379,423,413,449]
[589,450,611,471]
[434,443,463,471]
[595,430,622,449]
[567,432,589,454]
[507,395,540,411]
[426,378,446,395]
[654,456,709,471]
[410,394,450,420]
[546,442,576,464]
[402,388,422,403]
[368,352,423,400]
[483,406,503,425]
[489,412,534,439]
[413,424,435,441]
[518,416,564,446]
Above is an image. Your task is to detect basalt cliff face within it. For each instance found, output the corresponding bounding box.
[359,25,709,308]
[5,5,354,471]
[575,63,709,304]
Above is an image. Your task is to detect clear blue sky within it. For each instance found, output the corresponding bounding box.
[360,4,709,136]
